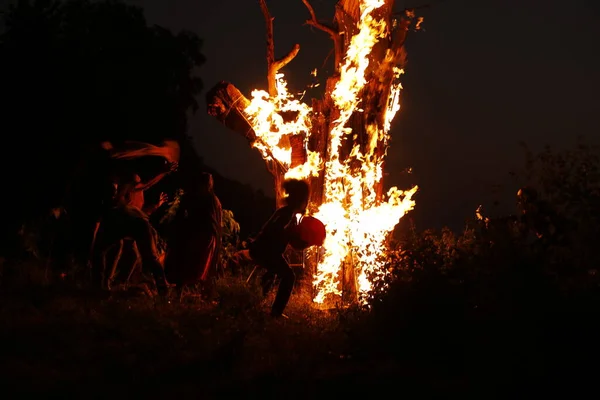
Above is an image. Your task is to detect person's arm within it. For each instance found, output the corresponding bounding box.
[257,208,292,238]
[136,162,178,192]
[137,172,167,192]
[280,211,302,243]
[143,192,168,216]
[286,214,310,250]
[143,203,160,216]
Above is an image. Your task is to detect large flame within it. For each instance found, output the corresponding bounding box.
[245,0,417,304]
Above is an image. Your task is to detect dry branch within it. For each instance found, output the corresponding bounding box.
[273,44,300,74]
[206,81,288,179]
[259,0,300,96]
[206,0,417,304]
[206,81,255,143]
[301,0,337,37]
[258,0,274,66]
[301,0,342,70]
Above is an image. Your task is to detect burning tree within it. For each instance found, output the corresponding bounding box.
[207,0,421,305]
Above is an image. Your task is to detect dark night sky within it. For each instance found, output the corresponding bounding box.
[127,0,599,229]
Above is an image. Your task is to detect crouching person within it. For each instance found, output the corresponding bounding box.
[248,179,309,318]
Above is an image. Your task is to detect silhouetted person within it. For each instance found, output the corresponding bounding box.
[248,179,309,318]
[165,172,222,299]
[114,174,170,286]
[90,163,175,295]
[67,140,178,264]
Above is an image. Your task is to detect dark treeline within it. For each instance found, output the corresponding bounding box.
[0,0,273,262]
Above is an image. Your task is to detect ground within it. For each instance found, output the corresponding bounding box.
[3,261,593,398]
[0,273,418,398]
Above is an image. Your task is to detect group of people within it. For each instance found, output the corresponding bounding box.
[88,141,222,300]
[87,140,312,318]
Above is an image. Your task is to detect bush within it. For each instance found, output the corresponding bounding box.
[220,208,241,271]
[344,143,600,381]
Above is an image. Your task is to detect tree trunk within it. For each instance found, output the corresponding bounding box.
[207,0,417,306]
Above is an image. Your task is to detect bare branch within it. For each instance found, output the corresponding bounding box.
[273,44,300,72]
[258,0,275,95]
[301,0,337,37]
[258,0,300,96]
[301,0,342,70]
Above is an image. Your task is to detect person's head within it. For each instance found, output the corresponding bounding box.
[188,172,214,197]
[201,172,214,192]
[114,172,142,206]
[282,179,309,213]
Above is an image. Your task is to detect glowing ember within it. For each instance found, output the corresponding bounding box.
[244,0,418,305]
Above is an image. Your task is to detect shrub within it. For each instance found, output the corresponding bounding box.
[355,143,600,366]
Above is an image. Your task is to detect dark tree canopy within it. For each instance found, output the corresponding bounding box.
[0,0,205,251]
[1,0,204,143]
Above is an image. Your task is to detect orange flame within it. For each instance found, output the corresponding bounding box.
[244,0,418,304]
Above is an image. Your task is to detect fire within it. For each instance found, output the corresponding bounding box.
[246,74,313,166]
[244,0,417,305]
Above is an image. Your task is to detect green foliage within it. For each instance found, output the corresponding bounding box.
[360,142,600,355]
[159,189,185,225]
[519,141,600,209]
[221,209,241,244]
[220,208,241,264]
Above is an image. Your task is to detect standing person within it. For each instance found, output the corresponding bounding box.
[118,179,170,286]
[89,142,178,296]
[165,172,222,300]
[248,179,309,318]
[67,140,179,265]
[90,166,175,295]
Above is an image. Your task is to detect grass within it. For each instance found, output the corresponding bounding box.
[2,258,595,398]
[0,262,407,398]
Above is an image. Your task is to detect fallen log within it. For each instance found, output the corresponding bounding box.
[206,81,256,143]
[207,80,308,174]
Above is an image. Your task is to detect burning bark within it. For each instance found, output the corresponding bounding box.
[206,0,422,306]
[206,81,295,205]
[206,82,255,143]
